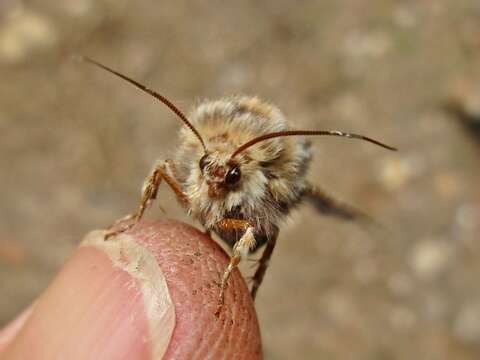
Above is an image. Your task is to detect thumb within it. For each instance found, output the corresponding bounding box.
[0,219,262,359]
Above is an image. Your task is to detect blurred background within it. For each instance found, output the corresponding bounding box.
[1,0,480,358]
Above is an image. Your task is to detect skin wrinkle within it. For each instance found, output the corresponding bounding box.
[202,224,256,356]
[67,267,120,353]
[210,272,247,359]
[154,221,258,358]
[226,283,242,350]
[126,220,260,359]
[69,262,134,358]
[187,239,222,358]
[103,267,149,359]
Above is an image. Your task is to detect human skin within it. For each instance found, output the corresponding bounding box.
[0,220,263,359]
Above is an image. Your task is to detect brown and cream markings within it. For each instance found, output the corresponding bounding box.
[82,57,397,315]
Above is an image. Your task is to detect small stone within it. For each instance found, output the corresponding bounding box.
[379,157,419,191]
[341,30,392,60]
[0,6,58,63]
[409,239,454,280]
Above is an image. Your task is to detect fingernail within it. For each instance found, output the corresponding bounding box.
[82,231,176,359]
[3,230,175,360]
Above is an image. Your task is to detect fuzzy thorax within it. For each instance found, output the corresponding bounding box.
[173,96,312,235]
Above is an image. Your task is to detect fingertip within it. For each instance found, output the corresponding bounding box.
[4,230,170,360]
[0,306,34,355]
[128,220,263,360]
[2,220,262,360]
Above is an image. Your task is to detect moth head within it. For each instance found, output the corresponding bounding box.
[199,153,242,198]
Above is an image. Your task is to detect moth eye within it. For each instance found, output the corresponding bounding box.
[225,165,241,185]
[199,154,209,172]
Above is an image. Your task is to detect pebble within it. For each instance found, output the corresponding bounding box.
[341,30,392,60]
[0,6,58,63]
[379,157,418,191]
[409,238,454,280]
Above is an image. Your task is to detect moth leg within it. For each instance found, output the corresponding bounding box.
[214,219,255,316]
[107,212,136,229]
[160,159,189,206]
[164,159,178,179]
[105,160,188,239]
[250,231,278,299]
[304,184,373,223]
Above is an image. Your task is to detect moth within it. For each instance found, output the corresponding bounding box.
[83,57,396,315]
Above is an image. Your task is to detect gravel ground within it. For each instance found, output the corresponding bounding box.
[1,1,480,359]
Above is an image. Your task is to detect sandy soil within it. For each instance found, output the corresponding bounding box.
[1,1,480,359]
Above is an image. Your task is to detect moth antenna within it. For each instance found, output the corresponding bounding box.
[231,130,397,158]
[80,56,207,153]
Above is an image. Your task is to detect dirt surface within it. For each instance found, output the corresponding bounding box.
[1,1,480,359]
